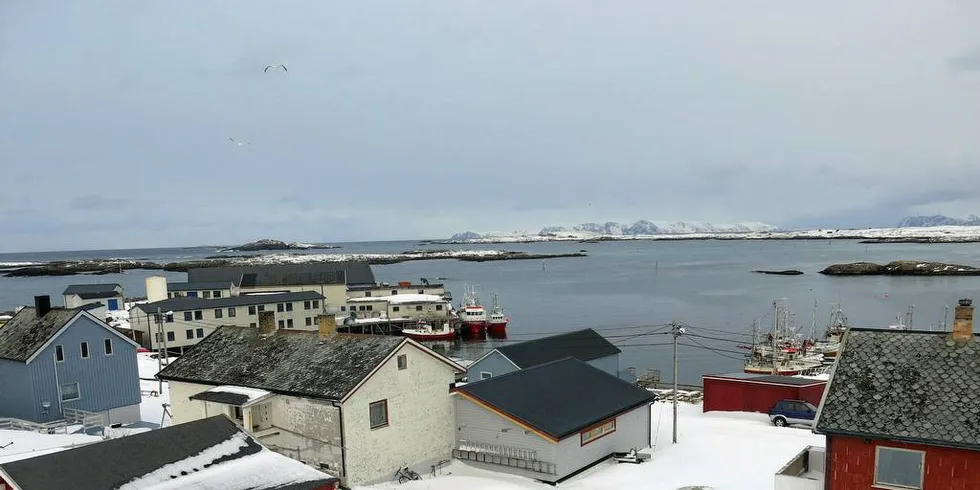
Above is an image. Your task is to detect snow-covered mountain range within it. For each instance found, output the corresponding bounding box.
[450,220,777,241]
[898,215,980,227]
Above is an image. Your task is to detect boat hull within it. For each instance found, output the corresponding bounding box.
[463,321,486,335]
[403,330,456,341]
[487,321,508,335]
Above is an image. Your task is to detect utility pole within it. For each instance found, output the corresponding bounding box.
[671,322,684,444]
[156,308,165,394]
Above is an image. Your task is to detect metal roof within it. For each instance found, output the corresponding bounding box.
[455,357,655,440]
[496,328,621,368]
[187,262,376,287]
[133,291,323,313]
[62,283,121,299]
[815,328,980,450]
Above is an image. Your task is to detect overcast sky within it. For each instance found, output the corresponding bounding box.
[2,1,980,251]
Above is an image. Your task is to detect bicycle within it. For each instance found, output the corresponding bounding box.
[395,466,422,483]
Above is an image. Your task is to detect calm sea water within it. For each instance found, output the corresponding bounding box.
[3,239,980,384]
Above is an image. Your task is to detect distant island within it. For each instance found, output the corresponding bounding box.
[218,239,341,252]
[897,214,980,228]
[819,261,980,276]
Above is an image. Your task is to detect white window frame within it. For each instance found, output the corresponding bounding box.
[54,345,65,363]
[60,382,80,402]
[80,342,89,359]
[397,354,407,370]
[874,446,925,490]
[480,371,492,380]
[103,338,113,356]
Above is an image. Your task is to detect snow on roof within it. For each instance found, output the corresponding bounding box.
[0,430,101,464]
[348,293,447,304]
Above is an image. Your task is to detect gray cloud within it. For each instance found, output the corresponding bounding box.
[68,195,133,211]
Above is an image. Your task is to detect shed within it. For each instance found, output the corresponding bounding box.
[702,373,826,413]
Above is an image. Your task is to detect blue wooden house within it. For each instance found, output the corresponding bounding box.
[466,328,625,382]
[0,296,142,425]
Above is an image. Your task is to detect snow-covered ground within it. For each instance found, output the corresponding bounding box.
[0,429,101,464]
[442,225,980,243]
[357,401,824,490]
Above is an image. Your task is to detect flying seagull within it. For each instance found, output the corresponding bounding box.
[264,64,288,73]
[228,137,249,146]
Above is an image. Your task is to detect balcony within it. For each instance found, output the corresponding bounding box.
[453,440,556,476]
[775,445,825,490]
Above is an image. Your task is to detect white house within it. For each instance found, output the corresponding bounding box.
[156,319,465,487]
[185,263,377,309]
[62,283,124,314]
[166,281,238,299]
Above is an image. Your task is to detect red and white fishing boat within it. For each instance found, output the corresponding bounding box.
[487,293,509,335]
[459,285,487,335]
[401,320,456,341]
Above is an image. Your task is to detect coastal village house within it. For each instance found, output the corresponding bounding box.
[346,280,447,299]
[0,415,340,490]
[453,357,655,483]
[129,286,325,353]
[166,280,238,299]
[466,328,624,382]
[343,294,452,328]
[62,282,124,315]
[156,320,465,486]
[185,263,377,309]
[777,298,980,490]
[0,296,141,425]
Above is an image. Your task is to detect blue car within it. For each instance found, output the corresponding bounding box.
[768,399,817,427]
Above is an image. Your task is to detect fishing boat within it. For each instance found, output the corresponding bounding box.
[743,300,829,376]
[401,320,456,341]
[459,285,487,335]
[487,293,509,335]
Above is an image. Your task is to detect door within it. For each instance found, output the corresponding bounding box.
[107,298,119,310]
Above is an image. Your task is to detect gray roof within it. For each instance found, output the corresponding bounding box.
[456,357,655,439]
[0,415,338,490]
[158,327,405,400]
[0,308,83,362]
[167,281,234,292]
[704,373,826,386]
[815,328,980,450]
[62,283,121,299]
[134,291,323,313]
[496,328,621,368]
[187,262,376,287]
[190,390,253,406]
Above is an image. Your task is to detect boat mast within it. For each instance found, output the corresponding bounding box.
[771,300,778,375]
[810,300,817,341]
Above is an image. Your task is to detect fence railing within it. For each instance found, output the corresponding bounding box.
[63,407,107,430]
[0,417,70,434]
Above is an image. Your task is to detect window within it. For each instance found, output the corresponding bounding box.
[166,331,175,342]
[214,308,223,319]
[305,317,313,326]
[227,307,236,318]
[104,338,113,355]
[436,304,443,311]
[258,305,265,312]
[194,311,203,320]
[392,306,400,312]
[359,306,366,311]
[233,406,243,421]
[287,319,294,328]
[369,400,388,429]
[391,290,398,295]
[397,354,407,370]
[875,446,924,489]
[60,382,80,401]
[481,372,492,380]
[415,305,423,311]
[184,311,193,321]
[418,289,424,294]
[196,328,204,338]
[166,313,174,323]
[277,303,285,312]
[55,345,65,362]
[304,300,311,310]
[312,300,320,309]
[185,329,194,340]
[249,322,257,328]
[203,291,211,299]
[580,418,616,446]
[340,306,346,312]
[366,305,373,311]
[212,290,222,298]
[248,305,257,315]
[80,342,90,359]
[278,320,285,329]
[364,292,372,297]
[187,291,198,298]
[286,303,293,312]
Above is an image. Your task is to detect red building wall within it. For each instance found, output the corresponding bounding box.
[702,377,826,413]
[828,435,980,490]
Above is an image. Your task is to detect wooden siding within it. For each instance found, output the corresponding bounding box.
[466,351,519,381]
[454,396,557,480]
[553,403,651,479]
[703,377,825,413]
[828,434,980,490]
[0,359,36,420]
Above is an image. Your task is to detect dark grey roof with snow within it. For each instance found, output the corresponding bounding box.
[134,291,322,313]
[167,281,234,292]
[0,415,338,490]
[0,308,82,362]
[187,262,376,287]
[158,327,404,400]
[815,328,980,450]
[456,357,655,439]
[496,328,621,368]
[62,283,121,299]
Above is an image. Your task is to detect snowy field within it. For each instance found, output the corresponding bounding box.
[358,401,824,490]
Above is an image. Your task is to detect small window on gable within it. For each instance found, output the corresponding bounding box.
[80,342,89,359]
[397,354,407,370]
[104,338,113,355]
[55,345,65,362]
[481,372,492,380]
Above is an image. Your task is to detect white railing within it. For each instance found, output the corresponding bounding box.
[63,407,107,430]
[0,417,70,434]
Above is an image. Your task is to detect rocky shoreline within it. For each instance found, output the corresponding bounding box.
[819,261,980,276]
[219,239,340,252]
[1,250,587,277]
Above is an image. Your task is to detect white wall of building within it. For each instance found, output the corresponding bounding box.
[242,284,347,310]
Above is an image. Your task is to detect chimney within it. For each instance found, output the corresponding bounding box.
[34,295,51,317]
[259,311,276,336]
[953,298,974,342]
[318,315,337,338]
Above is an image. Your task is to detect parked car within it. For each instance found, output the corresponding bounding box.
[768,399,817,427]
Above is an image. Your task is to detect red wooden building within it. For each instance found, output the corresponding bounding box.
[813,299,980,490]
[702,373,826,413]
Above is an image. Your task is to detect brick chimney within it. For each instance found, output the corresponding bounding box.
[258,311,276,336]
[34,295,51,317]
[952,298,974,342]
[318,315,337,338]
